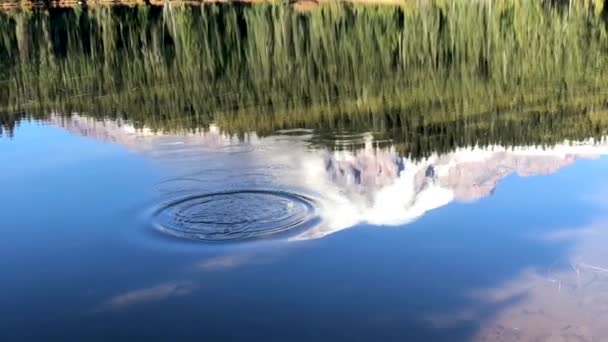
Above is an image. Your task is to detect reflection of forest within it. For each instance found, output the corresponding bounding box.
[4,107,607,160]
[2,2,608,156]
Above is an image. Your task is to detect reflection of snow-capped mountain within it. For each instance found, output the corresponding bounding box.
[48,114,252,152]
[50,114,608,240]
[297,138,608,239]
[294,140,455,237]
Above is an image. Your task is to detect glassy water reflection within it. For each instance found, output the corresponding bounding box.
[3,2,608,341]
[2,113,606,340]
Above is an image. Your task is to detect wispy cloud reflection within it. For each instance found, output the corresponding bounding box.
[424,291,528,332]
[94,281,196,312]
[469,217,608,341]
[195,248,291,272]
[196,255,253,271]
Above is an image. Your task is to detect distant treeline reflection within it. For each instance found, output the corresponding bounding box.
[1,2,608,157]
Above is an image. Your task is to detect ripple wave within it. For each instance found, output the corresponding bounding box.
[152,189,318,242]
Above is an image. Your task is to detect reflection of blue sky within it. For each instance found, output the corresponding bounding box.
[3,120,608,340]
[0,124,128,181]
[0,122,159,238]
[0,122,163,335]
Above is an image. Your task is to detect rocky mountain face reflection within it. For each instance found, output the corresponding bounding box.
[49,114,608,241]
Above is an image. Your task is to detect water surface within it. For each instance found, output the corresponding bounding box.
[2,3,608,341]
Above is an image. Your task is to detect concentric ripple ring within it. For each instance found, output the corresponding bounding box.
[152,190,319,242]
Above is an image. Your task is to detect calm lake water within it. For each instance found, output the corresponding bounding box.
[3,3,608,341]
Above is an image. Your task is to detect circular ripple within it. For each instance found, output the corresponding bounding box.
[152,190,318,242]
[276,128,314,136]
[309,131,371,149]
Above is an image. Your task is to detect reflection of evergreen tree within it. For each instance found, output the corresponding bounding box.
[0,112,25,138]
[1,2,608,156]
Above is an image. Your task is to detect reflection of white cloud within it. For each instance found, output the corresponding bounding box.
[195,250,289,271]
[472,215,608,341]
[95,281,196,312]
[196,255,252,271]
[429,220,608,341]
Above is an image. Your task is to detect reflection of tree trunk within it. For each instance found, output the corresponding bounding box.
[15,16,30,62]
